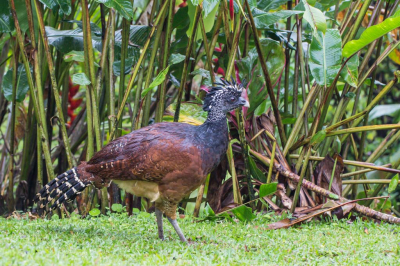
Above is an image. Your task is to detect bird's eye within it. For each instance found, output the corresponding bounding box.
[229,97,236,103]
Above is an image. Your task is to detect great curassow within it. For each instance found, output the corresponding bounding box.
[35,79,249,242]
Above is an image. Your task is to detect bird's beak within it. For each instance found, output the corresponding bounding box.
[239,97,250,108]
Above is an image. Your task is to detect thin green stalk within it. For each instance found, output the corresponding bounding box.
[266,140,276,184]
[340,164,391,178]
[343,179,400,184]
[174,4,202,122]
[199,16,215,85]
[82,0,102,154]
[328,157,338,191]
[221,0,232,51]
[225,16,242,77]
[142,7,167,127]
[245,0,287,146]
[96,4,111,100]
[290,146,311,213]
[284,1,292,136]
[339,0,361,35]
[283,83,320,156]
[367,126,400,164]
[117,13,131,137]
[296,12,309,137]
[108,9,116,131]
[340,75,399,143]
[133,68,145,130]
[33,0,74,168]
[156,0,175,122]
[37,126,43,185]
[343,0,372,45]
[227,140,242,204]
[111,1,169,139]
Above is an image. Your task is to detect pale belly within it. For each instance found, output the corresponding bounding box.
[113,180,160,202]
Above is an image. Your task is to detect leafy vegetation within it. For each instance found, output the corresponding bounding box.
[1,0,400,246]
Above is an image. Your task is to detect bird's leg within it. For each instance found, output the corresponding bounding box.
[155,208,164,240]
[167,217,187,242]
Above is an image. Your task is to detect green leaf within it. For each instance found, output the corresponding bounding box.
[168,53,186,65]
[328,193,339,200]
[257,0,290,11]
[310,129,326,145]
[94,0,133,20]
[203,0,220,17]
[190,68,211,79]
[253,10,303,29]
[369,104,400,121]
[112,57,135,76]
[0,1,14,33]
[111,203,123,213]
[141,66,170,98]
[309,29,342,87]
[388,174,399,193]
[301,0,327,34]
[317,0,338,10]
[89,208,101,217]
[187,0,219,40]
[343,11,400,57]
[203,203,216,219]
[248,155,266,183]
[133,0,149,10]
[340,55,358,87]
[39,0,72,16]
[173,6,190,29]
[237,38,285,114]
[1,65,31,102]
[259,182,278,198]
[46,24,149,60]
[72,73,91,86]
[231,205,256,222]
[64,51,100,67]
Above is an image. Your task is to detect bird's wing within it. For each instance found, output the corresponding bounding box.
[84,123,201,182]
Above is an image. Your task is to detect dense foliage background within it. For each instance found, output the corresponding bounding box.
[0,0,400,223]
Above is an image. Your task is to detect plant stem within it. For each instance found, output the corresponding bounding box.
[155,0,175,123]
[174,5,202,122]
[117,13,131,137]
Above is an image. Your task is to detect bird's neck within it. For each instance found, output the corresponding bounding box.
[197,110,228,140]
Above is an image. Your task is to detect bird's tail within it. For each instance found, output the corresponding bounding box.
[34,167,92,215]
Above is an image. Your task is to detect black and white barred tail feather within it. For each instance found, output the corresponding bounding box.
[34,167,91,215]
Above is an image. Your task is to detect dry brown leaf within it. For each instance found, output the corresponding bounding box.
[266,218,292,230]
[314,154,344,204]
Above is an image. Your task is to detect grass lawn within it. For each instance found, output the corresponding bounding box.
[1,212,399,265]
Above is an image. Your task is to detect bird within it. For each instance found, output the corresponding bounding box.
[35,78,249,242]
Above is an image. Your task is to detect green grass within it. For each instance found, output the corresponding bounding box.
[1,212,399,265]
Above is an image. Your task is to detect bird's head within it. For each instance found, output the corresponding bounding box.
[203,79,249,114]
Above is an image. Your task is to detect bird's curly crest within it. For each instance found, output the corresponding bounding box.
[202,78,244,112]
